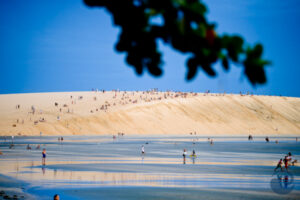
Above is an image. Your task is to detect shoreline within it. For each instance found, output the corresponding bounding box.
[0,174,36,200]
[0,135,299,199]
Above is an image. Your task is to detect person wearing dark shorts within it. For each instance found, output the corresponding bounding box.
[42,149,46,165]
[283,156,288,171]
[183,149,187,164]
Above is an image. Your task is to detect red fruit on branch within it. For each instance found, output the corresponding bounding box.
[206,29,216,46]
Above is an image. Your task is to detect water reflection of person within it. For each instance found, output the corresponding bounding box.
[277,174,283,188]
[54,169,57,177]
[275,172,294,192]
[191,150,196,164]
[192,157,195,164]
[141,155,144,164]
[284,176,289,189]
[42,167,45,175]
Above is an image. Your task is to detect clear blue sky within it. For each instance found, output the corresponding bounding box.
[1,0,300,97]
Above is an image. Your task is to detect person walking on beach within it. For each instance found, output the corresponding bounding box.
[274,159,283,172]
[287,152,297,166]
[248,135,253,141]
[192,150,196,157]
[141,145,145,154]
[42,149,46,165]
[265,137,269,142]
[183,149,187,164]
[283,156,289,171]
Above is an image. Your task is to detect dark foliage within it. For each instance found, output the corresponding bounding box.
[84,0,270,85]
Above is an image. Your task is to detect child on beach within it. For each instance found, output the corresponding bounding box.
[192,150,196,157]
[274,159,283,172]
[42,149,46,165]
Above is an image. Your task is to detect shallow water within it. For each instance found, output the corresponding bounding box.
[0,135,299,199]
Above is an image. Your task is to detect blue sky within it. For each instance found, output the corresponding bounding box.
[0,0,300,97]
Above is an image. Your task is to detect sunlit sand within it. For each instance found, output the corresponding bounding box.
[0,91,299,136]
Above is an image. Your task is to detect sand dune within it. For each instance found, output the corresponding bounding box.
[0,91,299,136]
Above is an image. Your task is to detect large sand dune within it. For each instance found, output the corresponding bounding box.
[0,91,299,136]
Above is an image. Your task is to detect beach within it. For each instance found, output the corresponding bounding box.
[0,135,299,199]
[0,91,299,136]
[0,91,300,199]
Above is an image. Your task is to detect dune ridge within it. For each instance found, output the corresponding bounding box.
[0,91,299,136]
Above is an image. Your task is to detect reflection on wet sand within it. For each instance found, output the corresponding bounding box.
[0,160,275,188]
[0,136,299,191]
[1,158,297,189]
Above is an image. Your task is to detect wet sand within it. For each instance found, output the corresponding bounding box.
[0,135,299,199]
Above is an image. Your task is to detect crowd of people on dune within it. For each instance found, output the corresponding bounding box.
[10,89,281,136]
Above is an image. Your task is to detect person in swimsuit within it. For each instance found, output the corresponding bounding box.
[274,159,283,172]
[42,149,46,165]
[283,156,288,171]
[141,145,145,154]
[183,149,187,164]
[192,150,196,156]
[287,152,297,166]
[265,137,269,142]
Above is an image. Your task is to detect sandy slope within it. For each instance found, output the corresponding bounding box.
[0,91,299,136]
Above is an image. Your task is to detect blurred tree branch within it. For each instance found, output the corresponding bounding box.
[84,0,270,85]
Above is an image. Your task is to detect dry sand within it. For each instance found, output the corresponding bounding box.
[0,91,299,136]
